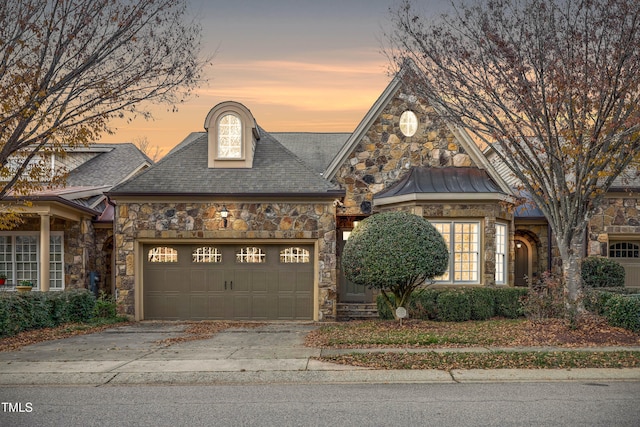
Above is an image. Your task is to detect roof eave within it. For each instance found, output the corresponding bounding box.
[374,192,513,206]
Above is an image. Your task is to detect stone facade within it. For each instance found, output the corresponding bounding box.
[588,194,640,256]
[113,201,337,318]
[333,90,473,216]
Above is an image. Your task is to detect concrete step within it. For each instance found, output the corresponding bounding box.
[336,303,379,321]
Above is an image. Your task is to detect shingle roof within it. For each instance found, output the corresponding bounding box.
[65,143,151,188]
[375,166,504,200]
[109,129,342,196]
[270,132,350,173]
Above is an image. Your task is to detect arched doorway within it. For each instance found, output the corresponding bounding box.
[514,238,532,286]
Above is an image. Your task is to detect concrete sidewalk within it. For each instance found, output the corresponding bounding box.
[0,322,639,386]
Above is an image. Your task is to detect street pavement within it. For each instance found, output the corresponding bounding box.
[0,322,639,386]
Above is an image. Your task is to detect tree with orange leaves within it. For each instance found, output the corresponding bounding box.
[0,0,208,214]
[386,0,640,310]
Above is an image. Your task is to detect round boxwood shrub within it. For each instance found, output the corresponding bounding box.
[343,211,448,318]
[581,257,625,288]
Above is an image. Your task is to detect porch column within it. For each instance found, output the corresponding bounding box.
[40,214,50,292]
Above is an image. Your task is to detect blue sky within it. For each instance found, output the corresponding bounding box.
[99,0,449,153]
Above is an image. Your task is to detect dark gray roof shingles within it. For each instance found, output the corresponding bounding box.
[270,132,350,174]
[65,143,151,188]
[110,129,341,195]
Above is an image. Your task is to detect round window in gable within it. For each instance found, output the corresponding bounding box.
[399,111,418,137]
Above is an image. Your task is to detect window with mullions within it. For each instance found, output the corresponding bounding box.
[495,223,507,284]
[0,233,64,289]
[236,247,265,263]
[148,247,178,262]
[280,247,310,263]
[432,221,480,284]
[192,247,222,263]
[609,242,640,258]
[218,114,242,158]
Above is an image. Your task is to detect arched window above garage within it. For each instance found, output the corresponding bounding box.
[236,247,266,263]
[192,247,222,263]
[280,247,310,263]
[148,247,178,262]
[204,101,260,169]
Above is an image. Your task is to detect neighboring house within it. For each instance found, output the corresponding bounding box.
[3,73,638,322]
[0,144,152,293]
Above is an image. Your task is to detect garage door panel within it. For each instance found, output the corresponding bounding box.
[143,244,314,320]
[190,269,206,292]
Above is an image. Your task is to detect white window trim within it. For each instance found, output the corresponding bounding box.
[495,223,507,285]
[431,220,481,284]
[0,231,65,290]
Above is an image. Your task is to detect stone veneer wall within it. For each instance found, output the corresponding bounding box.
[333,90,475,215]
[588,195,640,256]
[113,201,337,319]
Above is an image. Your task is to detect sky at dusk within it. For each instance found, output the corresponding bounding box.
[98,0,450,155]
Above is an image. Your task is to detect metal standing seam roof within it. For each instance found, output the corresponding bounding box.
[374,166,505,200]
[109,128,342,196]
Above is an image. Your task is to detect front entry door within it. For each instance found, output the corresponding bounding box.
[514,240,529,286]
[337,234,373,303]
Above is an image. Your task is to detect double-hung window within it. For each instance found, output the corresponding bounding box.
[0,232,64,289]
[495,223,507,284]
[431,221,480,284]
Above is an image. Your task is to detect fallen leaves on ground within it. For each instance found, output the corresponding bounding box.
[304,315,640,349]
[320,351,640,370]
[154,321,265,345]
[0,322,133,352]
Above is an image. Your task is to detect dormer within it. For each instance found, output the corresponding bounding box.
[204,101,260,168]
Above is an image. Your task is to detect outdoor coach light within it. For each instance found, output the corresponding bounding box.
[516,242,522,249]
[220,205,229,227]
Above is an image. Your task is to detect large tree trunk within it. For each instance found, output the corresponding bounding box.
[558,238,585,311]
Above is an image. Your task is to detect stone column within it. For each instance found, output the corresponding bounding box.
[39,214,50,291]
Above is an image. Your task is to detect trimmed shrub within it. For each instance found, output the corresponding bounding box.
[377,287,526,321]
[66,289,96,322]
[343,211,449,317]
[581,257,625,288]
[493,287,527,319]
[0,289,96,337]
[604,294,640,332]
[93,291,117,318]
[466,288,496,320]
[436,291,471,322]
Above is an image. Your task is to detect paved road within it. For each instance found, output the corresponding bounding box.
[2,382,640,426]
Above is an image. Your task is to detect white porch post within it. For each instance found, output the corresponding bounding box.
[40,214,50,291]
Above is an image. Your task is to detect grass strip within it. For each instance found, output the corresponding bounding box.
[317,351,640,370]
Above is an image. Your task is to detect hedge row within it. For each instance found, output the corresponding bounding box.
[377,287,528,321]
[584,288,640,332]
[0,289,96,337]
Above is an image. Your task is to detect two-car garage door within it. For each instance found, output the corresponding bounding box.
[143,244,314,320]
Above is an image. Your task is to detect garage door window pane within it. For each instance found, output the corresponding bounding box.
[609,242,639,258]
[148,247,178,262]
[280,247,310,263]
[236,247,265,263]
[192,247,222,263]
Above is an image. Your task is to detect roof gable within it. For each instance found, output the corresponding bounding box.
[323,69,513,196]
